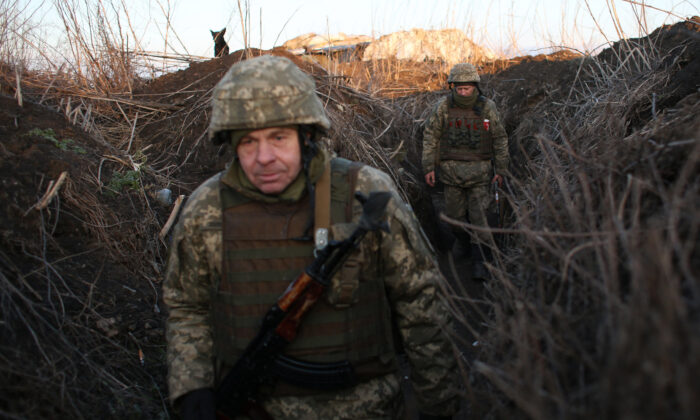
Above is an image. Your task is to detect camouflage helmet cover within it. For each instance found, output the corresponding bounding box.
[208,55,331,143]
[447,63,480,84]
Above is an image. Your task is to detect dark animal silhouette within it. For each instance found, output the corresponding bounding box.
[211,28,229,57]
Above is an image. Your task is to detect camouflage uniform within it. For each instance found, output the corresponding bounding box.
[421,64,508,253]
[164,55,460,419]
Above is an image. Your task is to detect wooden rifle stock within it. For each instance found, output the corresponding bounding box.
[275,272,325,342]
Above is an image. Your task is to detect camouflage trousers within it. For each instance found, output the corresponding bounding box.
[444,182,491,245]
[234,373,403,419]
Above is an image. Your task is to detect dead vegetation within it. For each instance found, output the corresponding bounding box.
[0,0,698,418]
[442,16,700,419]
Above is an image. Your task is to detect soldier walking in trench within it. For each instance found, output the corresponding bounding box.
[422,63,509,281]
[163,55,460,419]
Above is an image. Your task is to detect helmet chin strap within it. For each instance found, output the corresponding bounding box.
[298,126,332,252]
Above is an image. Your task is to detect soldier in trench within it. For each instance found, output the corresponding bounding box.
[163,55,460,419]
[422,63,509,281]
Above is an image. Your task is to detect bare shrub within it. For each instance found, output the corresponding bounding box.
[0,253,169,418]
[446,30,700,420]
[0,2,176,418]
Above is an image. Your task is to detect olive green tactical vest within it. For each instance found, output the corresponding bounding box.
[211,157,397,385]
[439,99,493,162]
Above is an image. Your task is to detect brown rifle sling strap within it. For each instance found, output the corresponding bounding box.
[314,159,331,243]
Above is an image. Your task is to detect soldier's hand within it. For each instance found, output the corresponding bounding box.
[179,388,216,420]
[425,171,436,187]
[491,174,503,187]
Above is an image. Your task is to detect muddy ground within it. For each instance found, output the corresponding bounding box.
[1,17,698,419]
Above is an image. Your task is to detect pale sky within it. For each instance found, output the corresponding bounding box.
[21,0,700,60]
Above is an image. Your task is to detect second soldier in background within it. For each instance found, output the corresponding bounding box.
[422,63,509,281]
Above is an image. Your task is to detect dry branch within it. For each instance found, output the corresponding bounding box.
[24,171,70,213]
[159,194,185,242]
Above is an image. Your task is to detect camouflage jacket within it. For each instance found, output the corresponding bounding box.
[422,94,509,187]
[163,161,460,417]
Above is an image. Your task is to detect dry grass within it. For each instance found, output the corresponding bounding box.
[0,1,176,417]
[0,252,169,418]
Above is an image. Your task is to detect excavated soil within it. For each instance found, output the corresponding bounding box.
[0,95,169,417]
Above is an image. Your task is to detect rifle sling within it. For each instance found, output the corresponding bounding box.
[314,159,331,245]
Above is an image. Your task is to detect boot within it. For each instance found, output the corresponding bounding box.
[451,239,470,259]
[471,243,492,281]
[451,230,472,259]
[472,260,488,281]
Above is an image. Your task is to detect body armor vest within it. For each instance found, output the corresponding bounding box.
[211,158,397,389]
[439,96,493,161]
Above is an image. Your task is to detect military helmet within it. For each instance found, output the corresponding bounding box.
[447,63,480,84]
[209,55,331,144]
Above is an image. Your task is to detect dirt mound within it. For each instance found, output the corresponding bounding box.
[363,28,497,64]
[138,47,317,100]
[481,50,585,132]
[598,15,700,109]
[1,97,97,243]
[282,32,372,50]
[0,95,170,416]
[490,16,700,166]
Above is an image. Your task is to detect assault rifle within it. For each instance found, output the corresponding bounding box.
[215,191,392,420]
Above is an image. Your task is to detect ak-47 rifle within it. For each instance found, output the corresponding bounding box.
[215,191,392,420]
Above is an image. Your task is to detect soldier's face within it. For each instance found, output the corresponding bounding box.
[455,84,476,96]
[236,126,302,194]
